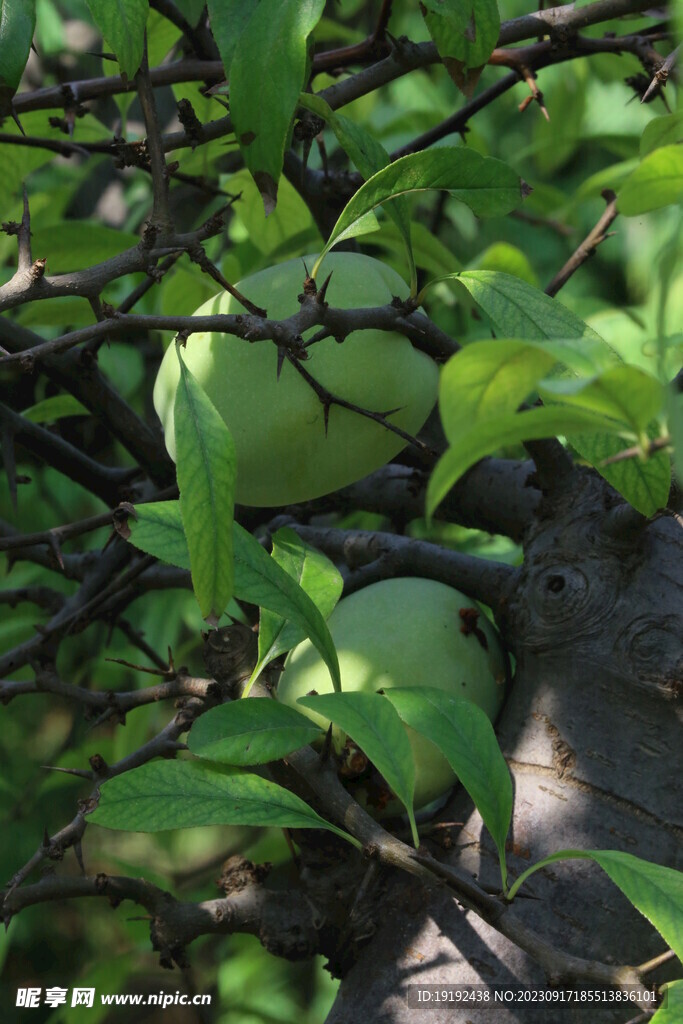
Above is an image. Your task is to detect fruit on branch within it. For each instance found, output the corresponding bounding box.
[153,253,438,507]
[277,577,507,816]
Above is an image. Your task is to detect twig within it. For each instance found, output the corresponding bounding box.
[641,43,680,103]
[135,38,173,236]
[0,403,138,506]
[0,299,457,367]
[545,190,619,297]
[17,187,32,273]
[0,509,115,554]
[0,317,175,487]
[600,436,670,466]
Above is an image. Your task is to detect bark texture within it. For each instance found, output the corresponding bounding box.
[325,468,682,1023]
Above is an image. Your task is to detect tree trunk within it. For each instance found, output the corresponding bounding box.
[326,469,682,1022]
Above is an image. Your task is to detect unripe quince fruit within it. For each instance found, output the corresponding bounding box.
[277,577,507,816]
[153,253,438,507]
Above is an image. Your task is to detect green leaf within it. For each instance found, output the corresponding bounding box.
[174,347,236,623]
[640,113,683,157]
[124,501,341,691]
[313,149,523,278]
[444,281,662,507]
[229,0,325,213]
[249,528,343,693]
[421,0,499,96]
[618,145,683,216]
[427,405,631,520]
[0,0,36,114]
[539,365,665,437]
[144,8,181,68]
[507,850,683,962]
[85,0,149,79]
[299,691,419,848]
[188,698,323,765]
[29,222,140,273]
[298,92,416,291]
[207,0,258,72]
[174,0,204,25]
[570,429,671,517]
[126,500,191,570]
[88,758,357,845]
[445,271,603,341]
[225,167,320,257]
[233,523,341,693]
[21,395,89,423]
[372,219,462,278]
[438,337,616,443]
[468,242,538,287]
[384,687,512,890]
[651,980,683,1023]
[439,340,557,443]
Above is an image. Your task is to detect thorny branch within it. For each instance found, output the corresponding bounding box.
[0,634,659,998]
[0,0,677,999]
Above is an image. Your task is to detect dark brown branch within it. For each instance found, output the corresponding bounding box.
[135,40,173,236]
[0,509,116,554]
[328,459,540,541]
[17,187,32,273]
[0,318,174,486]
[0,585,64,613]
[1,872,323,966]
[0,539,133,679]
[0,298,458,368]
[0,670,214,713]
[0,403,138,506]
[641,42,680,102]
[0,204,230,313]
[545,189,619,297]
[149,0,212,61]
[283,524,515,612]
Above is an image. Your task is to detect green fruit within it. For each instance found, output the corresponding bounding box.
[277,577,507,816]
[153,253,438,507]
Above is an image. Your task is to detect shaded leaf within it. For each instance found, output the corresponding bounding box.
[0,0,36,114]
[85,0,149,79]
[539,365,665,437]
[229,0,325,213]
[188,698,323,765]
[234,524,341,693]
[313,149,523,278]
[445,271,603,341]
[570,429,671,517]
[618,145,683,216]
[88,758,357,845]
[384,687,512,890]
[207,0,258,72]
[250,527,343,692]
[174,347,236,623]
[299,92,415,290]
[422,0,499,96]
[299,691,419,847]
[21,395,89,423]
[126,500,191,569]
[125,502,341,691]
[427,405,631,520]
[640,112,683,157]
[508,849,683,963]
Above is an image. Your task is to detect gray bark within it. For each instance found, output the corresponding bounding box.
[325,469,682,1023]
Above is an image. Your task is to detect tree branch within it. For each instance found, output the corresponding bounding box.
[545,190,619,298]
[281,524,515,612]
